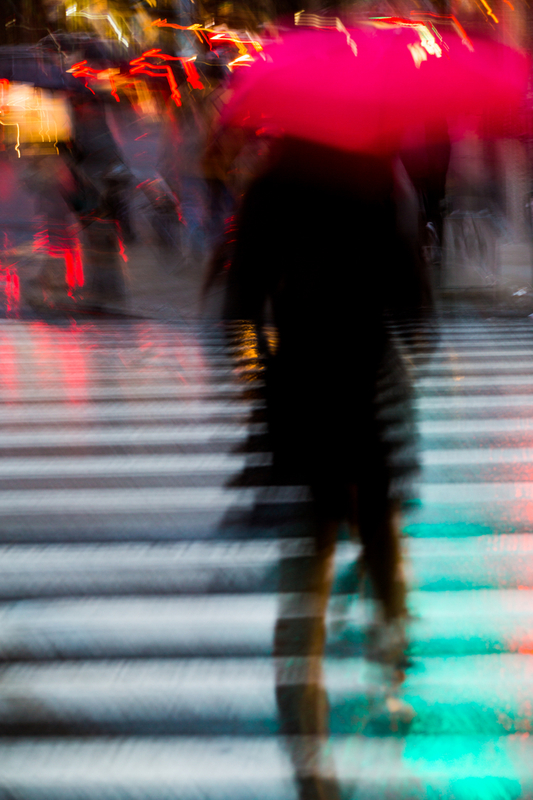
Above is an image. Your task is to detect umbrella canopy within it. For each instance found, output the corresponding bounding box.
[220,22,529,155]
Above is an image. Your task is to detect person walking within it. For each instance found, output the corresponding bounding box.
[218,19,528,799]
[223,136,431,799]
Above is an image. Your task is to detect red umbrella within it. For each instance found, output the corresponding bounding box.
[220,20,529,155]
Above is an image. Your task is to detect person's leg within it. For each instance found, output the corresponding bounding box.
[349,484,406,623]
[348,485,415,727]
[274,520,341,800]
[274,521,337,734]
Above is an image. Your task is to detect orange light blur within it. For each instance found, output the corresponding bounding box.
[130,49,205,105]
[151,18,263,60]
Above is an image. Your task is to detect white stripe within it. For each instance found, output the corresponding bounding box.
[0,401,260,424]
[403,322,532,329]
[0,594,314,625]
[3,533,533,566]
[417,395,533,409]
[3,537,533,591]
[419,375,533,388]
[0,653,529,705]
[435,336,533,344]
[427,341,533,351]
[0,424,264,448]
[1,736,533,789]
[0,658,369,700]
[419,360,533,372]
[0,337,231,345]
[409,533,533,555]
[0,589,532,629]
[436,323,533,330]
[413,348,533,355]
[0,368,261,385]
[0,539,316,569]
[0,343,231,351]
[422,448,533,465]
[436,319,533,336]
[0,453,271,477]
[0,485,309,514]
[0,326,227,335]
[420,418,533,434]
[422,482,533,502]
[0,339,232,348]
[0,738,288,788]
[0,356,242,368]
[397,321,533,328]
[0,384,255,401]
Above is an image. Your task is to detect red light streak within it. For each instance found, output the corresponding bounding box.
[108,74,120,103]
[151,18,197,31]
[118,236,128,263]
[74,249,84,288]
[129,62,182,106]
[408,11,473,49]
[130,50,205,104]
[67,60,99,94]
[64,249,75,295]
[67,47,208,105]
[5,267,20,314]
[198,30,213,49]
[33,227,84,296]
[0,79,9,111]
[151,17,207,45]
[181,60,203,90]
[63,247,84,295]
[67,60,120,100]
[151,17,262,59]
[166,66,183,106]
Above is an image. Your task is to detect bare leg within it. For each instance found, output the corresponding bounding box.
[349,486,406,622]
[274,522,341,800]
[348,487,414,728]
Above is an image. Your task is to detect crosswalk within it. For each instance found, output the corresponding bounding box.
[1,317,533,798]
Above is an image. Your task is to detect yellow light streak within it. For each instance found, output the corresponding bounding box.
[228,54,254,68]
[371,17,443,58]
[38,106,44,142]
[151,19,264,57]
[1,84,70,149]
[294,12,357,56]
[66,7,129,46]
[478,0,499,23]
[0,120,20,157]
[96,68,120,81]
[209,31,248,56]
[4,90,53,144]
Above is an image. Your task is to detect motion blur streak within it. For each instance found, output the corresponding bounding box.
[2,3,533,799]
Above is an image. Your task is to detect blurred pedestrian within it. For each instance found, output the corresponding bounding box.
[67,94,131,307]
[223,137,431,799]
[217,18,527,799]
[22,152,81,309]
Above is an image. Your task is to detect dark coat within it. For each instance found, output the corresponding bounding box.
[224,138,433,515]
